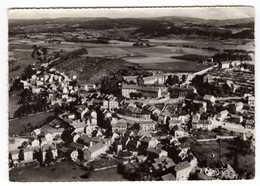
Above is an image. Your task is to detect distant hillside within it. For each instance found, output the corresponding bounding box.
[53,56,146,84]
[9,16,254,40]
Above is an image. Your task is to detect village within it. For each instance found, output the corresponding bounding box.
[9,49,255,181]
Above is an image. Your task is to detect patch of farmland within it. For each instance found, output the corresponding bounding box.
[140,61,210,72]
[10,161,127,182]
[82,47,131,57]
[123,56,189,64]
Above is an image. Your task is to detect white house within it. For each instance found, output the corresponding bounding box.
[203,95,216,104]
[247,96,255,108]
[23,149,34,162]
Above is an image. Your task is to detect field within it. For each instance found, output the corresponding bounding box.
[139,61,211,72]
[9,48,39,82]
[9,93,21,119]
[10,161,127,182]
[9,111,55,136]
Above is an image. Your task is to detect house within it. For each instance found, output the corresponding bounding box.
[139,121,156,131]
[70,120,86,133]
[142,75,167,85]
[85,124,96,136]
[217,110,229,121]
[113,140,123,154]
[203,95,216,104]
[247,96,255,108]
[245,119,255,129]
[174,161,192,180]
[73,133,81,142]
[147,147,168,159]
[10,149,19,161]
[229,102,244,113]
[220,164,238,180]
[70,142,86,152]
[219,61,230,69]
[111,118,127,132]
[161,173,176,181]
[31,139,40,147]
[203,74,214,84]
[171,86,195,98]
[32,129,41,136]
[148,137,160,148]
[83,142,108,160]
[192,113,201,123]
[174,126,189,138]
[68,113,76,120]
[136,155,147,163]
[45,133,53,142]
[91,136,102,145]
[124,105,151,120]
[23,148,34,162]
[77,134,93,147]
[84,84,97,92]
[223,80,239,93]
[230,60,241,67]
[230,115,243,124]
[75,105,89,120]
[123,75,138,83]
[193,120,212,130]
[89,110,97,125]
[139,136,152,150]
[178,112,190,123]
[103,98,119,111]
[41,143,58,162]
[121,84,167,98]
[199,106,207,114]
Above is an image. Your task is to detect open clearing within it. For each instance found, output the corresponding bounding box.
[9,111,55,136]
[140,61,211,72]
[10,161,127,182]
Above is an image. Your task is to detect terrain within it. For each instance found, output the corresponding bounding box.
[8,15,255,118]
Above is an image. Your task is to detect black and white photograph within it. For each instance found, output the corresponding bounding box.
[7,6,255,182]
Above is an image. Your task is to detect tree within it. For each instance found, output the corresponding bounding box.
[182,74,187,82]
[18,149,24,161]
[45,148,54,165]
[165,75,173,86]
[61,129,73,144]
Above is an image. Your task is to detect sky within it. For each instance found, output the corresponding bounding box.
[8,6,254,20]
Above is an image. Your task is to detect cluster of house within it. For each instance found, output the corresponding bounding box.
[219,60,255,72]
[9,130,59,167]
[9,51,255,180]
[110,128,198,180]
[189,94,255,133]
[122,73,193,99]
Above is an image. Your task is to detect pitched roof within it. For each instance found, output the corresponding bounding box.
[42,143,56,152]
[203,95,215,101]
[77,134,92,145]
[245,119,255,125]
[71,121,86,129]
[161,173,176,181]
[152,163,160,170]
[87,142,106,153]
[174,161,191,172]
[70,142,85,150]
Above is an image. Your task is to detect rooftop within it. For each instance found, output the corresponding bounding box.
[161,173,176,181]
[174,161,191,172]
